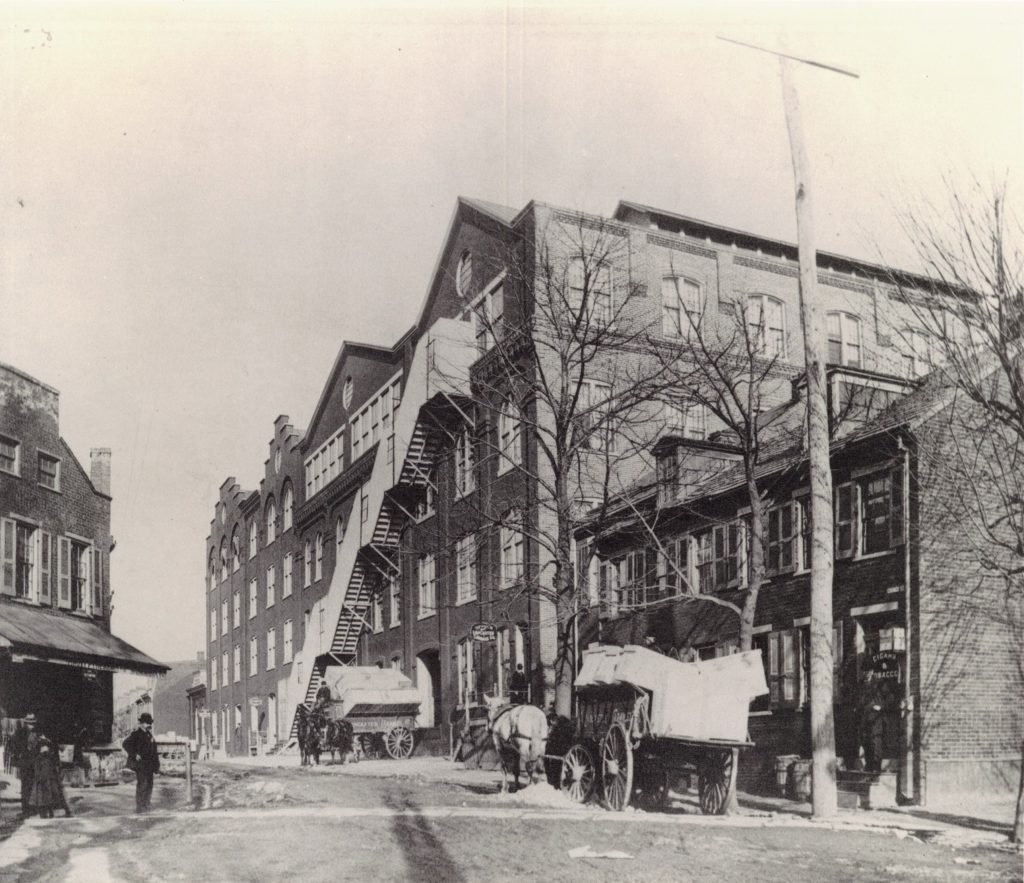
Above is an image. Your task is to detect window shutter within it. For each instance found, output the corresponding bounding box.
[890,467,905,546]
[780,504,795,570]
[92,547,102,611]
[39,531,51,603]
[835,484,854,558]
[1,519,14,595]
[58,537,71,607]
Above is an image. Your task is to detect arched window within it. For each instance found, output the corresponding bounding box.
[827,311,862,367]
[315,533,324,581]
[661,276,703,338]
[265,497,277,545]
[746,294,786,358]
[230,526,241,572]
[219,538,228,582]
[208,549,217,591]
[248,520,257,560]
[282,484,294,532]
[304,539,313,588]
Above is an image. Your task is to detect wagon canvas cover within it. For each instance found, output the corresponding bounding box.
[575,645,768,743]
[321,665,421,718]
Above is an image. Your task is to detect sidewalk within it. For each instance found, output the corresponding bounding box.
[210,753,1018,847]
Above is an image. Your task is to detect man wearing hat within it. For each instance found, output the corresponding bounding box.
[14,713,40,817]
[122,713,160,813]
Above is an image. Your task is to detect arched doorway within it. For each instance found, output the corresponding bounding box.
[415,650,441,728]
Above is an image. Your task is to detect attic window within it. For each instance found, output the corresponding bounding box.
[343,377,353,409]
[456,250,473,298]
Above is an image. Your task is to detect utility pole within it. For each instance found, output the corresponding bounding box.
[719,34,858,819]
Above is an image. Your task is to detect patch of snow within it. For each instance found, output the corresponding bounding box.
[491,782,588,810]
[568,845,633,859]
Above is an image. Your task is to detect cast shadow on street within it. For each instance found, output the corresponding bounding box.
[384,792,465,883]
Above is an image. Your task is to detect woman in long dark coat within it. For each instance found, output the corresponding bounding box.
[29,737,64,819]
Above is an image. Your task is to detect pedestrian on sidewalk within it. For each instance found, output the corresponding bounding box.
[122,713,160,813]
[509,665,528,705]
[28,736,64,819]
[12,714,40,817]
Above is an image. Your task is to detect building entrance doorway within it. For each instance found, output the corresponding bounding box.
[415,650,441,728]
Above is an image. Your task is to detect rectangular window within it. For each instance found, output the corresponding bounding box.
[658,536,688,596]
[221,651,229,688]
[249,578,258,617]
[415,467,436,521]
[498,405,521,474]
[827,312,862,368]
[221,599,228,636]
[456,534,477,604]
[578,380,616,452]
[315,534,323,581]
[500,518,525,588]
[473,283,505,352]
[248,522,257,560]
[661,276,702,338]
[389,576,401,627]
[835,483,855,558]
[0,435,19,476]
[360,487,369,525]
[797,496,811,572]
[38,453,60,490]
[859,467,904,554]
[13,523,36,600]
[211,656,218,690]
[568,258,613,325]
[233,645,241,683]
[283,620,293,663]
[282,554,292,598]
[766,503,795,575]
[768,629,800,706]
[249,637,258,676]
[233,592,240,629]
[266,627,276,670]
[746,295,786,358]
[69,542,90,612]
[417,554,436,618]
[372,592,383,634]
[695,523,742,593]
[210,608,217,643]
[268,565,277,607]
[455,427,475,496]
[616,549,657,608]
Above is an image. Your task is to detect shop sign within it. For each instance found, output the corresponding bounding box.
[869,650,901,682]
[471,623,497,642]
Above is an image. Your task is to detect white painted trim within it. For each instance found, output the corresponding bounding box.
[793,616,810,627]
[850,601,899,617]
[749,710,773,717]
[752,623,773,635]
[886,585,903,595]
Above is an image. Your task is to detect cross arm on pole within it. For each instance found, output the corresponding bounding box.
[716,35,860,79]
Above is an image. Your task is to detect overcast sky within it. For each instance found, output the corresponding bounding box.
[1,2,1021,663]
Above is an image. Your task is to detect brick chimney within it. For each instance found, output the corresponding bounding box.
[90,448,111,496]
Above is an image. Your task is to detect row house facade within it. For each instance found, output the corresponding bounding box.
[204,195,961,763]
[0,361,166,750]
[584,369,1021,804]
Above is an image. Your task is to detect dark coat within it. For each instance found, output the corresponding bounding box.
[29,744,63,810]
[122,728,160,774]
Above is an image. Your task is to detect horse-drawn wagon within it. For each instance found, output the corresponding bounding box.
[319,666,422,760]
[549,645,768,814]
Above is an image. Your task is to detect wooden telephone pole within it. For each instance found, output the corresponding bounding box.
[719,35,858,818]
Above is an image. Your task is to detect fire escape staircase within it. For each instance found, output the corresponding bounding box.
[290,318,478,734]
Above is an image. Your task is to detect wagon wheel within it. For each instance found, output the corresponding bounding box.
[384,726,415,760]
[559,743,596,804]
[634,756,670,811]
[698,748,734,815]
[357,734,380,759]
[600,722,634,812]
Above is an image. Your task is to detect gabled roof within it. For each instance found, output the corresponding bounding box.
[460,197,520,226]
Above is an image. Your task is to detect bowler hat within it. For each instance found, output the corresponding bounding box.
[139,712,154,724]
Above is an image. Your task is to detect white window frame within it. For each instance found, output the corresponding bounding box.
[661,275,702,338]
[220,650,229,688]
[304,540,312,588]
[454,426,475,497]
[37,451,61,491]
[500,517,525,589]
[456,534,477,604]
[249,577,258,618]
[265,499,277,545]
[314,532,324,581]
[282,553,292,598]
[249,636,258,677]
[220,599,228,637]
[578,379,616,452]
[282,485,294,532]
[497,403,521,474]
[283,620,293,663]
[468,274,506,353]
[388,576,401,627]
[233,644,241,683]
[568,257,613,325]
[0,434,20,476]
[267,565,276,607]
[372,591,383,634]
[210,608,217,643]
[266,627,276,670]
[417,553,436,619]
[827,311,863,368]
[248,521,257,559]
[746,294,787,358]
[233,591,241,629]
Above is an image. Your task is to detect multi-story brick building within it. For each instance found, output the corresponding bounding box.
[0,361,167,748]
[205,196,992,778]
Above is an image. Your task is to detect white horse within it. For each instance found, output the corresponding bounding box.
[485,694,548,793]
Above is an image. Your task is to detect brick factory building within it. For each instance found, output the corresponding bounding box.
[0,361,167,751]
[202,197,1019,804]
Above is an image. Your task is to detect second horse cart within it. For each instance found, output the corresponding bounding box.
[321,666,422,760]
[549,644,768,814]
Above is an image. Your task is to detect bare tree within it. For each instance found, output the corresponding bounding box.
[431,212,670,718]
[887,181,1024,842]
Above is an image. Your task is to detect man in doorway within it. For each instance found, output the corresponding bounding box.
[509,664,528,705]
[122,713,160,813]
[13,713,40,817]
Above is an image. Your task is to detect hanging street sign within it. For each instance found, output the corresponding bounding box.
[471,623,497,642]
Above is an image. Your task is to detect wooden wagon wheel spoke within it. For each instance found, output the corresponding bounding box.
[600,722,634,812]
[559,743,596,804]
[385,726,414,760]
[635,756,670,811]
[698,748,734,815]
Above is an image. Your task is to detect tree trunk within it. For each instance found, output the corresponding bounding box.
[780,54,838,819]
[1014,739,1023,843]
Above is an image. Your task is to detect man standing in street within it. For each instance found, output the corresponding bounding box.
[122,713,160,813]
[14,714,40,817]
[509,664,528,705]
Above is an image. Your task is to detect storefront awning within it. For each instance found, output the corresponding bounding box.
[0,603,168,675]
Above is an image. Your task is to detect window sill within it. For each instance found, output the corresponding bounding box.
[417,611,436,621]
[389,622,401,630]
[748,710,773,718]
[454,594,477,607]
[37,483,62,494]
[853,549,898,562]
[0,466,20,478]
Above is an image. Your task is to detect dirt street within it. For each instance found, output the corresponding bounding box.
[0,760,1019,883]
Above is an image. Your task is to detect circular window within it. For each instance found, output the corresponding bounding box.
[343,377,353,409]
[456,250,472,298]
[274,448,282,473]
